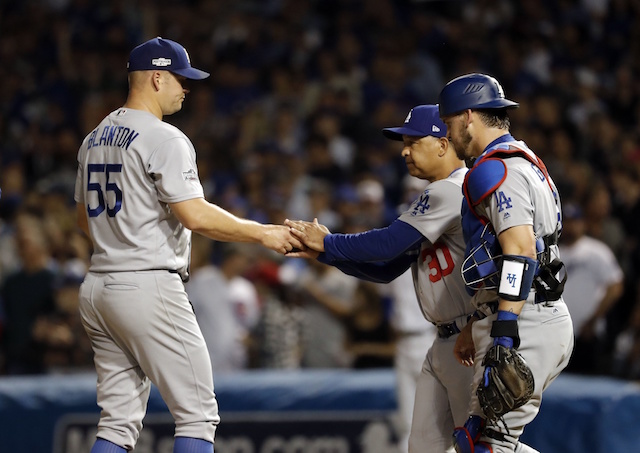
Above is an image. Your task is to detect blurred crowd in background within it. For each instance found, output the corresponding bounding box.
[1,0,640,381]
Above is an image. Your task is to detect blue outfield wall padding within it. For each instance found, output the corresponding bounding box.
[520,373,640,452]
[214,369,397,412]
[1,370,640,452]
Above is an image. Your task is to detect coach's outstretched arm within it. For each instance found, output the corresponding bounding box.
[170,198,302,255]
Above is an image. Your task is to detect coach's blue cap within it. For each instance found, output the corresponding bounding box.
[382,105,447,141]
[127,37,210,80]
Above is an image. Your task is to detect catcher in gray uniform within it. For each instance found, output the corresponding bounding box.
[74,37,301,453]
[438,73,574,453]
[287,105,477,452]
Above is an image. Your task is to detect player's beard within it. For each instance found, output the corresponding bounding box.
[453,124,473,161]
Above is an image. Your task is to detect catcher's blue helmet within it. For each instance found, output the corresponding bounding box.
[438,73,519,117]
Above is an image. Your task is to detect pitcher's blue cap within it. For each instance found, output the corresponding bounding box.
[382,105,447,141]
[127,37,210,80]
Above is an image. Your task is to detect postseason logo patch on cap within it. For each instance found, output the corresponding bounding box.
[152,58,172,67]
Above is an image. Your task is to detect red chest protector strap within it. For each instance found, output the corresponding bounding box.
[463,144,555,221]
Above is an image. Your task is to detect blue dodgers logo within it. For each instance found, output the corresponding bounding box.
[411,191,430,216]
[507,273,518,287]
[495,190,512,212]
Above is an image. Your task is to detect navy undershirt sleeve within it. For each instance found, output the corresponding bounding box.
[322,219,424,262]
[319,253,416,283]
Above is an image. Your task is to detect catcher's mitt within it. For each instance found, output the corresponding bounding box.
[477,344,534,424]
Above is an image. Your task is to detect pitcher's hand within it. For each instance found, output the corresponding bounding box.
[285,218,330,253]
[261,224,304,255]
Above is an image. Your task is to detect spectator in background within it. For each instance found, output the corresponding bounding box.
[185,236,260,377]
[346,281,396,369]
[287,257,359,369]
[305,134,347,186]
[0,161,26,283]
[249,259,304,369]
[613,297,640,379]
[583,181,626,258]
[382,174,436,453]
[0,212,58,374]
[1,0,640,383]
[31,273,93,373]
[560,202,624,375]
[354,177,396,229]
[305,178,342,232]
[308,108,357,172]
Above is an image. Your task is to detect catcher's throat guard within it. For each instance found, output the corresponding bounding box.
[461,223,501,290]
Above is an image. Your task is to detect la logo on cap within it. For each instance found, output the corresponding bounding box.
[404,110,412,123]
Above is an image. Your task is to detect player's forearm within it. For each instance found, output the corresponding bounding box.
[172,198,274,245]
[497,299,526,315]
[319,254,414,283]
[496,224,537,315]
[324,219,423,262]
[195,208,275,244]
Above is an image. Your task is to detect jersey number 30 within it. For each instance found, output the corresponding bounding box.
[87,163,123,217]
[421,242,454,283]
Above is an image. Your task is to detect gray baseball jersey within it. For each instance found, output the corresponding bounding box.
[75,108,219,448]
[74,108,204,280]
[468,140,573,451]
[475,142,561,253]
[398,167,472,323]
[470,142,563,308]
[398,167,477,451]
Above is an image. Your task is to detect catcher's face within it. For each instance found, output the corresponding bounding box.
[442,113,473,161]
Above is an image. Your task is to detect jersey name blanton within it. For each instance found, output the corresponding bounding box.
[87,125,140,150]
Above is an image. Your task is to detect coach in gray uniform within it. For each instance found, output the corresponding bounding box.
[74,37,301,453]
[439,74,574,453]
[286,105,477,452]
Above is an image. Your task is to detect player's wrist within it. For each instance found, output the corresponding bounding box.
[491,310,519,349]
[467,310,482,324]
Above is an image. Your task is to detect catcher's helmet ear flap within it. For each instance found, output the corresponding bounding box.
[438,73,519,117]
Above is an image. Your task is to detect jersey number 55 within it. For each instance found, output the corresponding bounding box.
[87,163,123,218]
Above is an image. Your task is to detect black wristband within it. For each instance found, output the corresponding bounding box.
[490,319,521,349]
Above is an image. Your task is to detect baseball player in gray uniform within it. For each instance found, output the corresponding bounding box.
[74,37,301,453]
[286,105,477,452]
[438,74,574,453]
